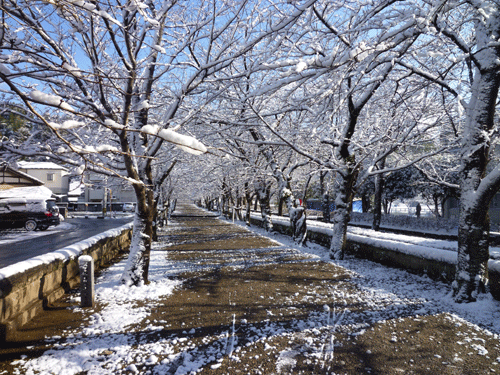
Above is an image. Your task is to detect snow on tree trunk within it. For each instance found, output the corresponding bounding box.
[290,205,307,245]
[279,176,307,245]
[433,196,440,218]
[284,192,307,245]
[451,6,500,300]
[330,165,358,260]
[170,199,177,215]
[320,171,330,223]
[330,204,350,260]
[454,202,490,302]
[245,199,252,226]
[372,170,384,231]
[256,180,273,231]
[121,212,152,286]
[120,167,155,286]
[278,197,285,217]
[245,183,252,226]
[322,194,331,223]
[454,64,500,301]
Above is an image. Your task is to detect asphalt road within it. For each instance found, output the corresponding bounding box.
[0,216,133,269]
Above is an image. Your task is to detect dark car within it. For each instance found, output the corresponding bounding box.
[0,198,60,231]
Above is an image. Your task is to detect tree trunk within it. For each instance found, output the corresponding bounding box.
[163,201,169,226]
[454,63,500,302]
[278,197,285,217]
[245,197,252,226]
[236,195,243,221]
[290,204,307,245]
[302,174,312,210]
[330,80,362,260]
[256,180,273,231]
[121,185,154,286]
[372,180,383,231]
[278,173,307,245]
[320,171,330,223]
[434,196,440,217]
[330,165,358,259]
[454,203,490,302]
[361,194,370,214]
[152,205,159,242]
[244,182,253,226]
[373,166,385,231]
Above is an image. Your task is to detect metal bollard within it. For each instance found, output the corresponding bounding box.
[78,255,95,308]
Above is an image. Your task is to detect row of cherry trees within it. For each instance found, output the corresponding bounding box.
[194,0,500,303]
[1,0,500,303]
[0,0,316,285]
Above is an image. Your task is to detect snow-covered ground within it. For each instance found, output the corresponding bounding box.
[251,212,500,262]
[245,222,500,333]
[9,238,183,375]
[8,213,500,375]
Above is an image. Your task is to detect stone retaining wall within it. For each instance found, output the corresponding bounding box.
[0,224,132,344]
[248,215,500,301]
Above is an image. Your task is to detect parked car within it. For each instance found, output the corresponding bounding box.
[122,203,135,212]
[0,198,60,231]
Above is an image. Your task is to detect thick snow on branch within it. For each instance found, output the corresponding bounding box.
[0,63,10,75]
[96,144,119,152]
[29,90,73,111]
[62,62,82,77]
[49,120,85,129]
[141,125,207,155]
[135,100,150,111]
[71,144,118,154]
[104,119,125,130]
[65,0,96,10]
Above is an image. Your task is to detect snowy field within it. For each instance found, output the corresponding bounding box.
[6,211,500,375]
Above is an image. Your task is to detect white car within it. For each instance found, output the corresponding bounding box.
[123,203,135,212]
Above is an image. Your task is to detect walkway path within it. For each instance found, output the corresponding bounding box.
[1,203,500,374]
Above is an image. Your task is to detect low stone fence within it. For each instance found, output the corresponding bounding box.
[248,215,500,301]
[0,223,133,344]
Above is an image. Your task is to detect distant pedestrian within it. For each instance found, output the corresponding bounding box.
[416,203,421,218]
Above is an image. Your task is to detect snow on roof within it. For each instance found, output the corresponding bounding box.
[68,179,83,196]
[17,161,69,171]
[0,186,54,199]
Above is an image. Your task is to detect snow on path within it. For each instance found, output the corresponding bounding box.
[239,217,500,334]
[11,245,182,375]
[10,208,500,375]
[251,212,500,260]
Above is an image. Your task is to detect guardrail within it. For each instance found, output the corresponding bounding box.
[0,223,133,344]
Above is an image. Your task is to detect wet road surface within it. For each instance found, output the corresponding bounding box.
[0,216,133,268]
